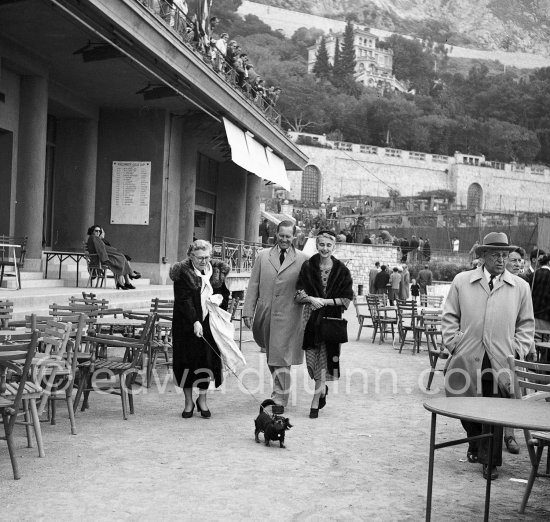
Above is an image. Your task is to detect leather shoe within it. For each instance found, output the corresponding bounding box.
[504,436,520,454]
[309,408,319,419]
[272,405,284,415]
[124,283,136,290]
[482,465,499,480]
[129,271,141,280]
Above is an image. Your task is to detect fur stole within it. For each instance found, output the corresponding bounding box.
[169,258,230,289]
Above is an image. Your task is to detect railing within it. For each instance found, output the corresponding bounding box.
[134,0,282,127]
[212,237,263,273]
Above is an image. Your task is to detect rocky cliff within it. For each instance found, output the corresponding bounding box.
[250,0,550,55]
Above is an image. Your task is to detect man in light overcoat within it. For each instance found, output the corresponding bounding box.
[442,232,534,480]
[243,221,308,414]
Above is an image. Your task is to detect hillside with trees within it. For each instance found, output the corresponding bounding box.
[209,0,550,165]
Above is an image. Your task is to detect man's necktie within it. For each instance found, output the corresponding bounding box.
[279,250,285,266]
[489,274,495,291]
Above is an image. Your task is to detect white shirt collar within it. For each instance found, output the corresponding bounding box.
[483,266,501,283]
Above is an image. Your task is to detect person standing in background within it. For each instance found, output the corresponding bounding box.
[399,264,411,300]
[369,261,380,295]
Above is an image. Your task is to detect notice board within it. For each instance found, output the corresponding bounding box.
[110,161,151,225]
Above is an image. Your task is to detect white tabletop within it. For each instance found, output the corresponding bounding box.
[424,397,550,432]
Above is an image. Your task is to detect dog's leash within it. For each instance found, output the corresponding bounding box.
[199,333,274,415]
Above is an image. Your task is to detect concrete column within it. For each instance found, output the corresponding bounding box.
[216,162,246,239]
[52,118,98,249]
[178,135,198,260]
[15,75,48,269]
[245,173,261,243]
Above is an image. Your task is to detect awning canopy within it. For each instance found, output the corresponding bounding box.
[223,117,290,190]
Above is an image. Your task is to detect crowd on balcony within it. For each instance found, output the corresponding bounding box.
[138,0,282,119]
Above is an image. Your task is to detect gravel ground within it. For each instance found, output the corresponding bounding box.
[2,308,549,521]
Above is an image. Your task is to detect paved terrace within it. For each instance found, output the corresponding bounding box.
[1,306,548,520]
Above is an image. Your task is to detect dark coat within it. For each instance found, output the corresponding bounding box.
[374,270,390,291]
[87,235,131,277]
[170,258,230,389]
[296,254,354,378]
[531,267,550,322]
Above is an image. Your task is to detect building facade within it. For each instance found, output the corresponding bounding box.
[307,26,407,93]
[0,0,307,283]
[285,133,550,214]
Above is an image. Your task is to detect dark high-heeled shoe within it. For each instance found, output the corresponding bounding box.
[319,385,328,410]
[309,408,319,419]
[181,404,195,418]
[116,282,128,290]
[129,271,141,280]
[196,399,211,418]
[124,283,136,290]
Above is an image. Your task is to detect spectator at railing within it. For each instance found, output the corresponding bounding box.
[213,33,229,72]
[136,0,282,121]
[233,53,248,88]
[168,0,188,30]
[245,63,258,91]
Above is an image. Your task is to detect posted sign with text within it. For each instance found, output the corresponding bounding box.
[110,161,151,225]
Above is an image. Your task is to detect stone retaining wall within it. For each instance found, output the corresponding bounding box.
[334,243,400,294]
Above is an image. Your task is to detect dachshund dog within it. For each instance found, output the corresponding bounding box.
[254,399,292,448]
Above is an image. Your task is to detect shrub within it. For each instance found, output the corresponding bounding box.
[408,261,471,282]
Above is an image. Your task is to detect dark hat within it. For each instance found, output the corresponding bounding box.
[475,232,517,257]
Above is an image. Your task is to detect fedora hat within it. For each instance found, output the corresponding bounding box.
[475,232,517,257]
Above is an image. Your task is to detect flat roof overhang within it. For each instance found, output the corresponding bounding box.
[0,0,308,171]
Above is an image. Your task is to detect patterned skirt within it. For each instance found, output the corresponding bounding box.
[305,343,336,382]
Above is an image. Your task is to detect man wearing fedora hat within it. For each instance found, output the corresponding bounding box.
[442,232,534,480]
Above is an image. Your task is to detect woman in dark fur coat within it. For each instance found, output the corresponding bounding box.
[296,230,354,418]
[170,240,230,419]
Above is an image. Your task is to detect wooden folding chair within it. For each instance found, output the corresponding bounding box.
[507,356,550,513]
[423,311,449,390]
[0,300,14,329]
[75,313,157,419]
[34,318,76,435]
[366,294,397,345]
[0,331,40,479]
[353,295,371,341]
[396,299,418,353]
[228,297,244,349]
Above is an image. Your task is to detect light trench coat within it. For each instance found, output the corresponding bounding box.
[442,267,534,397]
[243,245,308,367]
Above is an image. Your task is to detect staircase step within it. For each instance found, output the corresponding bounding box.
[2,278,66,289]
[9,285,174,320]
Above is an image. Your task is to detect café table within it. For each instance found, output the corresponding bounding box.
[43,250,88,287]
[424,396,550,522]
[0,243,22,290]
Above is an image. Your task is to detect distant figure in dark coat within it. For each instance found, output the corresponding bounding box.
[259,218,270,246]
[374,265,390,296]
[423,238,431,261]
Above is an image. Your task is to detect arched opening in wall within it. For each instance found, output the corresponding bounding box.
[301,165,320,203]
[467,183,483,210]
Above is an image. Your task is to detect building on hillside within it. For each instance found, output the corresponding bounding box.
[307,26,408,93]
[0,0,307,284]
[275,132,550,215]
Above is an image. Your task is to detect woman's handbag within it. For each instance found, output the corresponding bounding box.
[320,317,348,344]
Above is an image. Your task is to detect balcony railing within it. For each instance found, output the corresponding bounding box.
[212,237,263,273]
[134,0,282,127]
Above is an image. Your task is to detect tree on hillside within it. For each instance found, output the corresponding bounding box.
[387,35,436,95]
[332,38,342,81]
[340,20,357,78]
[313,36,331,80]
[291,27,325,58]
